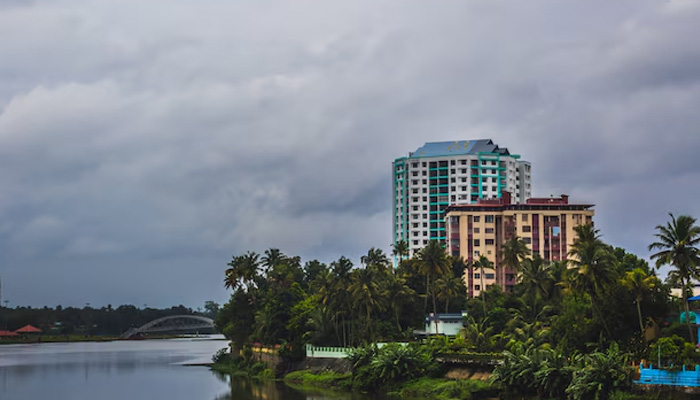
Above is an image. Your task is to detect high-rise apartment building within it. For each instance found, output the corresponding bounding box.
[392,140,531,257]
[444,192,594,297]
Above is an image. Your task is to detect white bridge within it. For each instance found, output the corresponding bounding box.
[120,315,215,339]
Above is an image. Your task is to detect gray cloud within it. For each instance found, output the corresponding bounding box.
[1,0,699,307]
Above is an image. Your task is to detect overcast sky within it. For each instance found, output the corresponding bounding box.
[1,0,699,308]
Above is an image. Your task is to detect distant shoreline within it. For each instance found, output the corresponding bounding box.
[0,334,203,345]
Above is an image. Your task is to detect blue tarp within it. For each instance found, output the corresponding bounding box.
[688,295,700,302]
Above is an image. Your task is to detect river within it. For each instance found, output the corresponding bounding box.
[0,336,353,400]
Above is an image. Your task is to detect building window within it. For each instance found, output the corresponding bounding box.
[485,273,495,280]
[412,162,418,168]
[473,239,480,247]
[474,227,480,233]
[475,285,481,291]
[473,216,480,223]
[474,273,480,279]
[422,162,426,167]
[522,225,531,233]
[523,237,532,244]
[413,240,419,245]
[485,215,494,223]
[474,250,480,256]
[451,177,456,183]
[451,169,456,174]
[451,160,455,165]
[485,239,495,245]
[412,180,418,185]
[485,228,494,233]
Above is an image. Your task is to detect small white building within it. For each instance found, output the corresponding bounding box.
[415,311,468,337]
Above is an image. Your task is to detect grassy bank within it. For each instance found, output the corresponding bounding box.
[283,370,353,390]
[282,370,494,399]
[210,349,276,379]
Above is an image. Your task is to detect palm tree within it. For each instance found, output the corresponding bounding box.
[391,239,410,263]
[329,256,354,346]
[224,251,260,291]
[568,224,617,338]
[500,237,531,286]
[385,273,416,332]
[417,240,451,334]
[361,247,391,273]
[348,267,386,342]
[518,254,553,317]
[649,213,700,343]
[261,248,286,275]
[473,255,493,316]
[435,273,463,313]
[621,268,658,335]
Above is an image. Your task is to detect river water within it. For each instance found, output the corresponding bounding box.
[0,336,353,400]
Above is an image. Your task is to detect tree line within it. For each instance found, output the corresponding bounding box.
[0,303,219,335]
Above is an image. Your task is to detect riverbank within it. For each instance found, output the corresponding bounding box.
[283,370,495,399]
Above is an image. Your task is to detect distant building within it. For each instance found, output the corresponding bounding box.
[415,311,469,337]
[444,191,594,297]
[392,139,531,258]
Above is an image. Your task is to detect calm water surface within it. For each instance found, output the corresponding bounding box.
[0,336,352,400]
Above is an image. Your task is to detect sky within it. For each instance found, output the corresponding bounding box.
[1,0,699,309]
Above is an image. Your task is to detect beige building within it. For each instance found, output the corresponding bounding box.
[444,191,594,297]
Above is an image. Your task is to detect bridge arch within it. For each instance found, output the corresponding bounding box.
[120,315,215,338]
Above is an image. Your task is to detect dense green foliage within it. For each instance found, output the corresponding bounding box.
[216,245,470,353]
[347,343,436,389]
[217,215,700,398]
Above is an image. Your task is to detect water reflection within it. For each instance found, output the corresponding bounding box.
[0,338,367,400]
[213,375,356,400]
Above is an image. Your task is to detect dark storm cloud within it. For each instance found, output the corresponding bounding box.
[1,0,699,307]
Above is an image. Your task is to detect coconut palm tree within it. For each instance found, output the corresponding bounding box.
[417,240,451,333]
[348,267,386,342]
[500,236,531,286]
[473,255,493,316]
[435,273,463,313]
[385,273,416,332]
[568,224,617,338]
[261,248,286,275]
[621,268,658,335]
[361,247,391,273]
[518,254,553,317]
[649,213,700,343]
[391,239,410,264]
[224,251,260,291]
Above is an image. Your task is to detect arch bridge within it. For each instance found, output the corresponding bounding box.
[120,315,215,339]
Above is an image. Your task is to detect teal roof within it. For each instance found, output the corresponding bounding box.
[409,139,512,158]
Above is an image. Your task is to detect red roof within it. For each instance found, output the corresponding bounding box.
[0,330,19,337]
[15,324,42,333]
